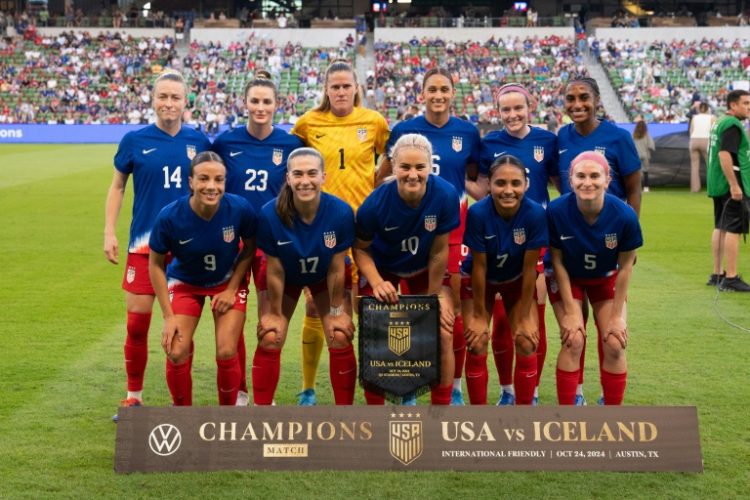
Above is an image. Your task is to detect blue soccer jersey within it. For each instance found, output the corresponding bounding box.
[114,124,211,254]
[149,194,258,288]
[386,116,480,200]
[356,175,460,276]
[212,126,304,213]
[479,127,559,207]
[462,196,548,283]
[557,120,641,200]
[547,193,643,279]
[256,193,355,287]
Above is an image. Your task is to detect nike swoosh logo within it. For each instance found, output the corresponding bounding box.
[560,235,574,240]
[385,226,399,232]
[230,151,243,157]
[179,238,194,245]
[484,235,496,239]
[338,369,355,375]
[493,151,507,157]
[277,240,292,245]
[142,148,157,154]
[558,149,568,155]
[315,134,326,139]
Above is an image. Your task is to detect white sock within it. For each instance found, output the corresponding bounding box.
[576,384,584,396]
[452,378,462,391]
[501,384,514,394]
[534,386,539,398]
[127,390,143,401]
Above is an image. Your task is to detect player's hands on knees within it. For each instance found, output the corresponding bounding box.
[211,288,237,314]
[372,280,398,304]
[103,234,119,264]
[464,315,488,351]
[513,317,539,349]
[258,312,288,344]
[560,312,585,347]
[438,296,455,335]
[605,315,628,349]
[327,313,355,343]
[161,316,181,355]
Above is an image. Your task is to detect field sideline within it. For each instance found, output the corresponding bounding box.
[0,144,748,498]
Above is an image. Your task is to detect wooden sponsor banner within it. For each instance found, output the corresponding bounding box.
[114,406,703,473]
[358,296,440,398]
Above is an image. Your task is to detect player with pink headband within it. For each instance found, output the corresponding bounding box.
[545,151,642,405]
[476,82,559,405]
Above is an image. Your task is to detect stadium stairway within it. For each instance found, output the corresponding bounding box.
[583,53,629,123]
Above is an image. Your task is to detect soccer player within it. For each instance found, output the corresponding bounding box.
[291,60,389,405]
[546,151,642,405]
[478,83,559,405]
[103,70,211,418]
[212,76,304,405]
[556,76,642,404]
[462,155,548,405]
[379,67,481,405]
[149,151,257,406]
[353,133,459,405]
[706,89,750,292]
[252,148,357,405]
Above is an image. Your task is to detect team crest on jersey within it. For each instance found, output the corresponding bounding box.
[357,127,367,142]
[272,148,283,166]
[513,228,526,245]
[223,226,235,243]
[534,146,544,162]
[186,145,196,160]
[126,265,136,284]
[605,233,618,249]
[595,146,607,156]
[452,136,463,152]
[424,215,437,232]
[323,231,337,249]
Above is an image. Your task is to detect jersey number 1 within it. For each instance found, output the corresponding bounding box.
[338,148,345,170]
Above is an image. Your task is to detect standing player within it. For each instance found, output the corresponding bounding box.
[379,67,481,405]
[252,148,357,405]
[354,133,459,405]
[546,152,642,405]
[556,76,642,404]
[212,76,304,405]
[149,152,257,406]
[291,60,390,405]
[462,155,548,405]
[478,83,559,405]
[103,70,210,418]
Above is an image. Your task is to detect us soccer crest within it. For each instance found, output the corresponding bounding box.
[186,145,196,160]
[595,146,607,156]
[357,127,367,142]
[389,414,423,466]
[323,231,336,249]
[452,136,463,152]
[534,146,544,162]
[424,215,437,232]
[126,265,136,284]
[605,233,618,249]
[272,148,283,166]
[223,226,235,243]
[513,227,526,245]
[388,320,411,356]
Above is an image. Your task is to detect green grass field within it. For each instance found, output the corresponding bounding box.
[0,144,748,498]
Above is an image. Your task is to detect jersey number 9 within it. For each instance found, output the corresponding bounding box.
[204,254,216,271]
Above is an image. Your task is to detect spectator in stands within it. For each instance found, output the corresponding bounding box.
[632,119,655,192]
[689,102,715,192]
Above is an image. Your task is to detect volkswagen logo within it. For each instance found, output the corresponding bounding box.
[148,423,182,456]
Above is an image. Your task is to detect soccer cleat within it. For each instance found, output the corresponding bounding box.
[719,275,750,292]
[574,394,587,406]
[497,390,515,406]
[402,393,417,406]
[706,273,725,286]
[112,397,142,423]
[450,388,465,406]
[597,395,605,406]
[235,390,249,407]
[297,388,317,406]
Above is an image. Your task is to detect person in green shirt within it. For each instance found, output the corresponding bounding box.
[706,89,750,292]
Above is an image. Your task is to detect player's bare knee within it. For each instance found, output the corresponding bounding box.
[259,333,281,351]
[215,344,237,360]
[514,336,536,356]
